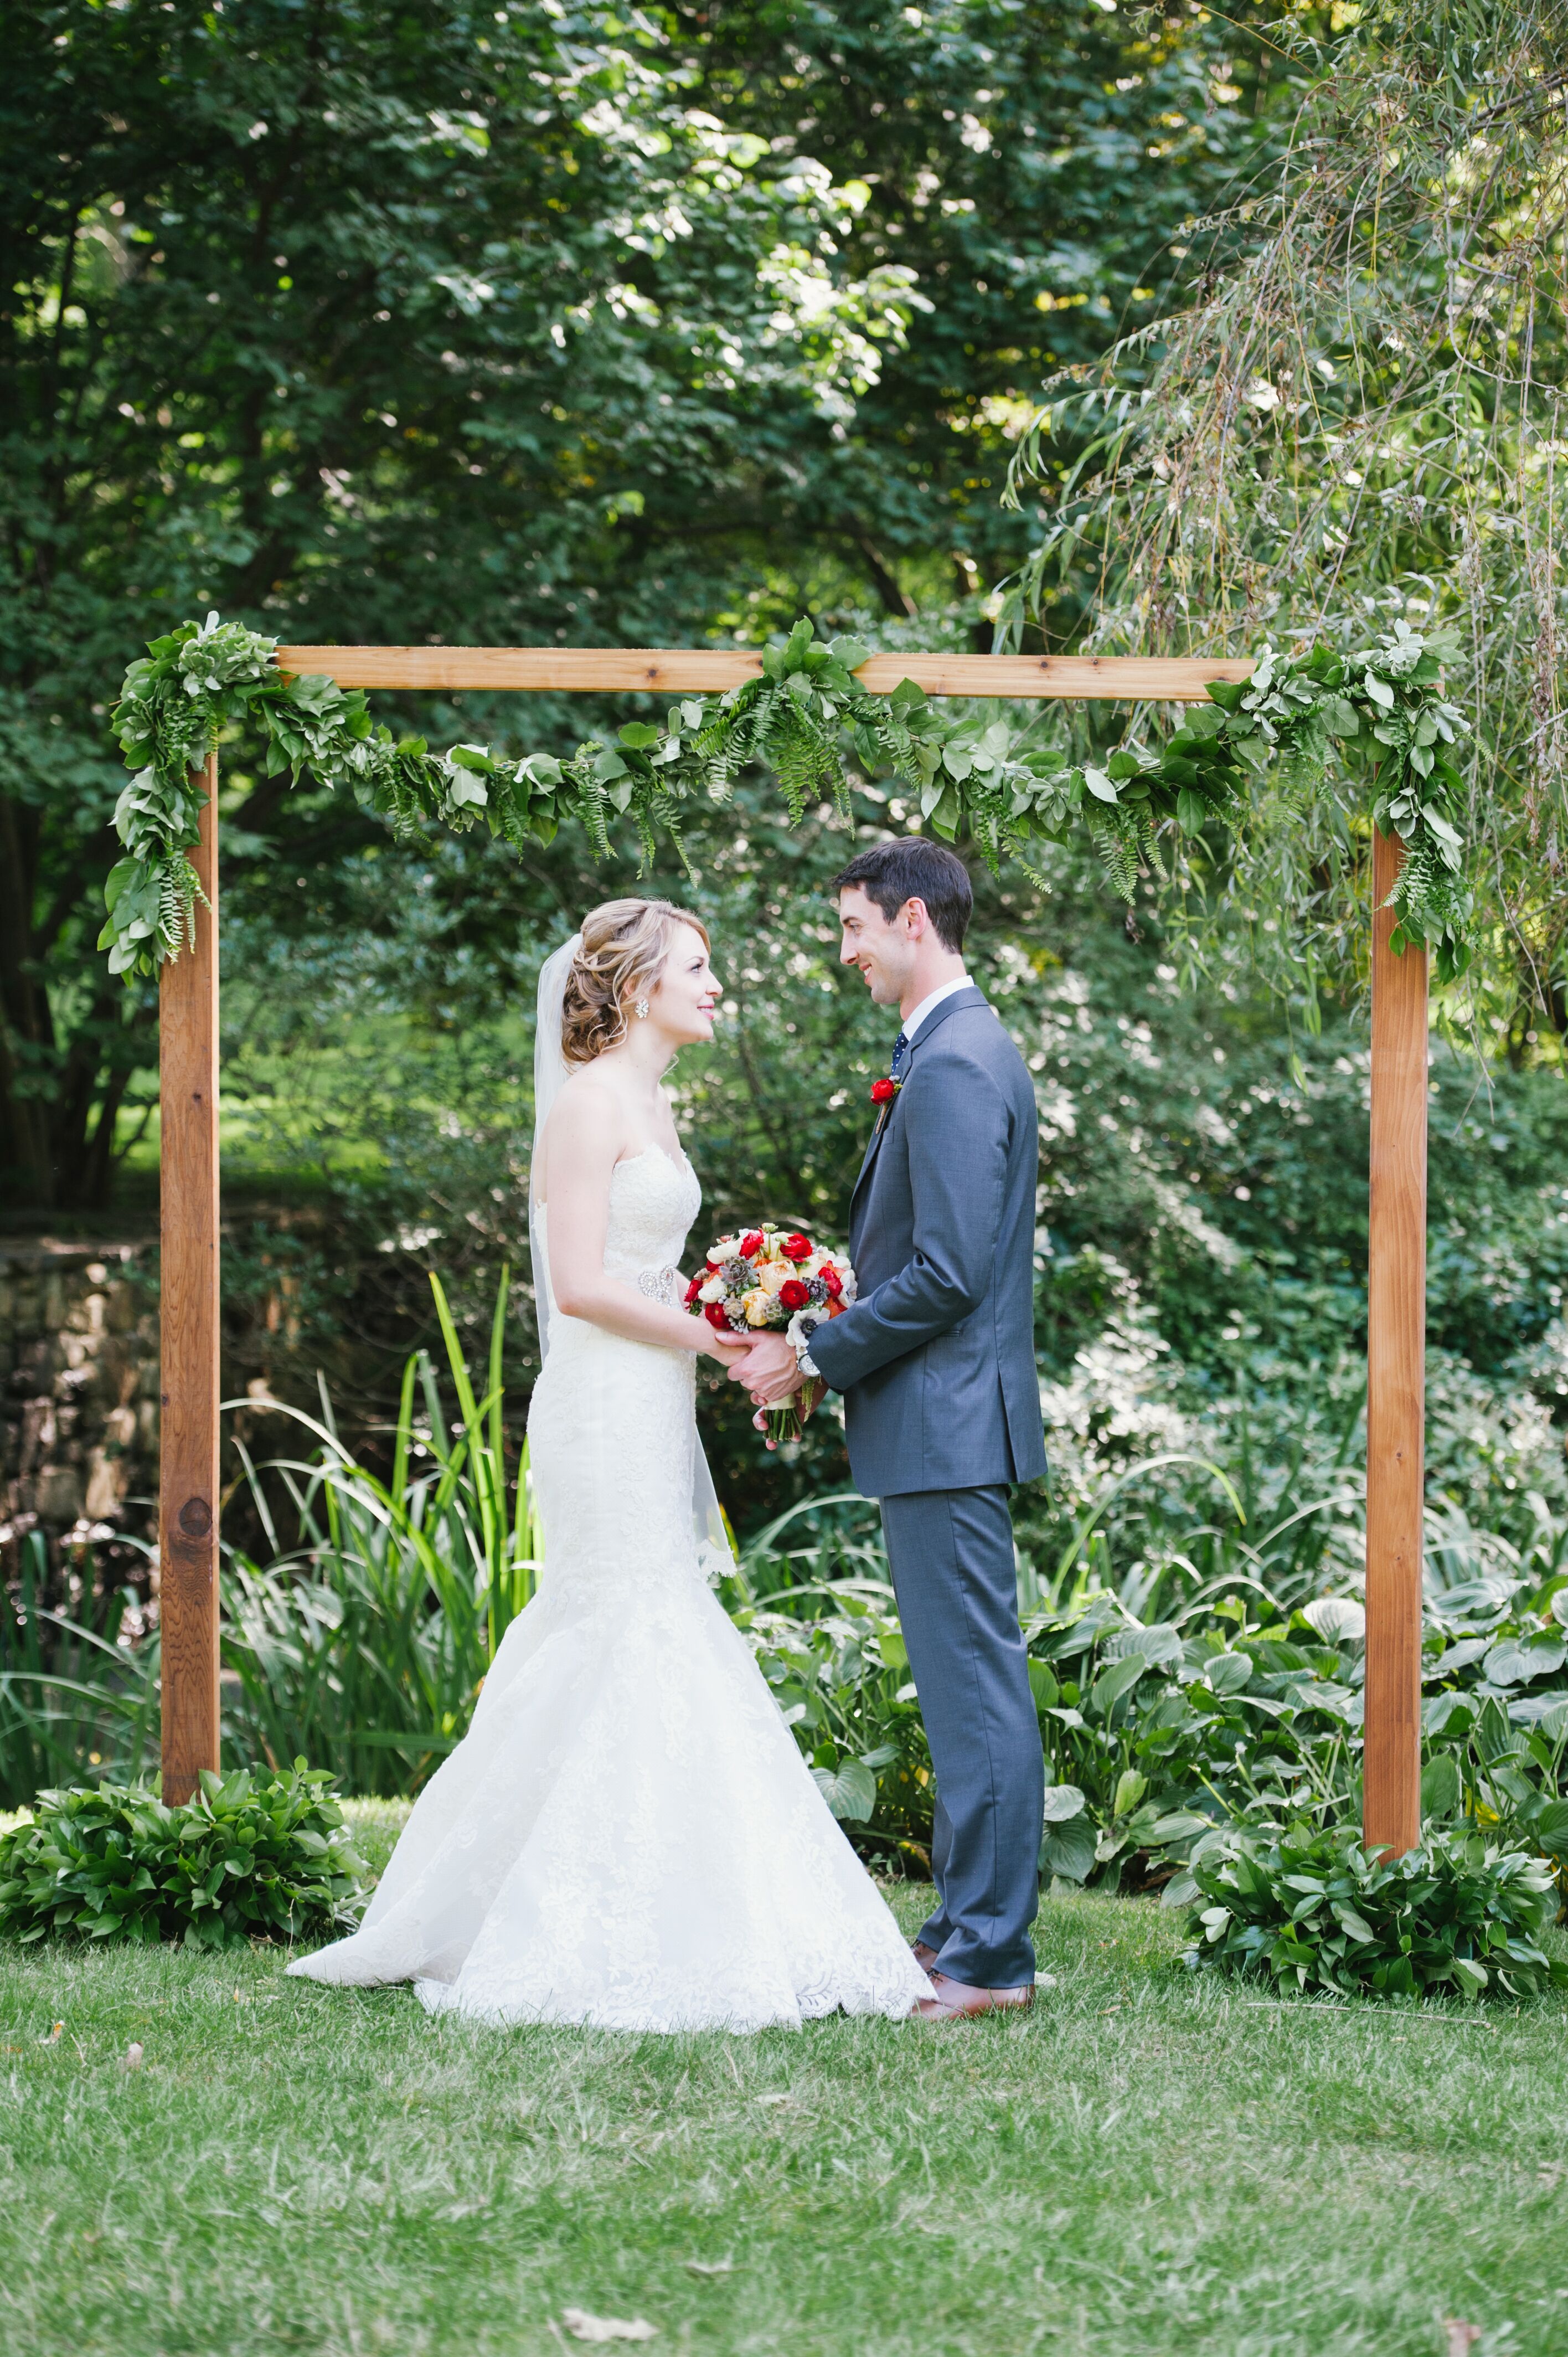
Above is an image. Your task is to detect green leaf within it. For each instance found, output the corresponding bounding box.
[103,857,141,913]
[1040,1783,1086,1824]
[1205,1651,1252,1697]
[1090,1653,1148,1715]
[810,1758,877,1823]
[1420,1752,1462,1819]
[1112,1769,1148,1818]
[1531,1799,1568,1858]
[1028,1659,1059,1712]
[1040,1815,1097,1882]
[618,722,661,749]
[1483,1635,1565,1687]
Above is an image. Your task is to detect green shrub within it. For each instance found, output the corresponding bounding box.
[1184,1822,1568,2000]
[0,1763,368,1950]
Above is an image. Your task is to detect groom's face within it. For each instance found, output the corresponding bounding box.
[837,886,917,1008]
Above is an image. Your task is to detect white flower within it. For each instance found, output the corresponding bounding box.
[698,1275,727,1303]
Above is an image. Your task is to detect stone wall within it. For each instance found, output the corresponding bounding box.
[0,1243,160,1571]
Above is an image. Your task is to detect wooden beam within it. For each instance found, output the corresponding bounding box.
[276,644,1255,703]
[1362,823,1427,1856]
[158,755,221,1805]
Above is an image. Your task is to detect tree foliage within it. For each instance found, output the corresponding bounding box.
[2,0,1262,1205]
[1002,0,1568,1026]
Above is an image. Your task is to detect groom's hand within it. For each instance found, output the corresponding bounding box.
[728,1331,802,1404]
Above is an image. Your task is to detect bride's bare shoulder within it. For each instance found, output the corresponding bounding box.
[540,1065,626,1161]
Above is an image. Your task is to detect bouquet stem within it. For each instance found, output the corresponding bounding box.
[762,1377,826,1450]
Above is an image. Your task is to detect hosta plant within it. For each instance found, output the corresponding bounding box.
[1184,1821,1568,2001]
[0,1763,368,1950]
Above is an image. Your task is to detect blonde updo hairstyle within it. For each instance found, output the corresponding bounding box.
[560,897,711,1068]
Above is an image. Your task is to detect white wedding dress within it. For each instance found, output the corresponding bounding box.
[288,1144,928,2031]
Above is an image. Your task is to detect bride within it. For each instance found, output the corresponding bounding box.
[288,897,929,2030]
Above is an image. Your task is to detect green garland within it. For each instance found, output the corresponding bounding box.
[102,611,1474,984]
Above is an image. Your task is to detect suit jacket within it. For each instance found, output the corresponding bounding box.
[807,985,1048,1499]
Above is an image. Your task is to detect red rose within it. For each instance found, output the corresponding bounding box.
[820,1265,843,1298]
[781,1233,812,1262]
[870,1077,898,1105]
[683,1275,704,1304]
[739,1230,764,1258]
[778,1279,809,1310]
[703,1301,732,1329]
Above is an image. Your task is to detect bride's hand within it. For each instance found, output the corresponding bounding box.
[699,1324,754,1365]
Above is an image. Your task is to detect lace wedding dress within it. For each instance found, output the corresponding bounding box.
[288,1145,929,2031]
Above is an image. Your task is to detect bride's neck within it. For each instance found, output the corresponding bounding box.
[601,1023,678,1093]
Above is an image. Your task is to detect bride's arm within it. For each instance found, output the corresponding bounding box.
[541,1087,742,1360]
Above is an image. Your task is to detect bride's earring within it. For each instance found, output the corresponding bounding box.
[633,998,651,1020]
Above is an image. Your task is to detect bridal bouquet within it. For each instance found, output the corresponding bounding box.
[685,1223,856,1448]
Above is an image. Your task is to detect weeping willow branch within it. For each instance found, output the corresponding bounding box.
[997,0,1566,1022]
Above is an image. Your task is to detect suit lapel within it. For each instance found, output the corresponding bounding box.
[849,987,988,1216]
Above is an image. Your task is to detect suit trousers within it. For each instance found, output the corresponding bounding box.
[879,1484,1043,1988]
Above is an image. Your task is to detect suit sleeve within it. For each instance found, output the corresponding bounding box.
[808,1047,1011,1393]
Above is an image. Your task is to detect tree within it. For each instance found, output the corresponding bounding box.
[2,0,1263,1206]
[1000,0,1568,1032]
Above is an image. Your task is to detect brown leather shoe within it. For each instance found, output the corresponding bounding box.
[910,1941,940,1977]
[911,1970,1035,2022]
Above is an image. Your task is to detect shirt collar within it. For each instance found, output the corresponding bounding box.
[901,972,972,1044]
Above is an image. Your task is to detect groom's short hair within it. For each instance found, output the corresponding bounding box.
[831,840,972,953]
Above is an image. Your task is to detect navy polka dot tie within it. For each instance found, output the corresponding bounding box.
[890,1030,910,1083]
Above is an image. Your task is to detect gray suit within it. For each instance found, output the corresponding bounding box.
[808,986,1046,1987]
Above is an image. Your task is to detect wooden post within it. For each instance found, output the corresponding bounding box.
[1363,824,1427,1855]
[158,754,220,1803]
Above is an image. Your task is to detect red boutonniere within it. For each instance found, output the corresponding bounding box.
[869,1077,900,1106]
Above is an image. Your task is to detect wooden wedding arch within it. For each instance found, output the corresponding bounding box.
[157,644,1427,1857]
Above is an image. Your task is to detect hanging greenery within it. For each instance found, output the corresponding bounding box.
[101,609,1472,985]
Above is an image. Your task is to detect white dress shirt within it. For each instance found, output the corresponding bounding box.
[899,971,972,1046]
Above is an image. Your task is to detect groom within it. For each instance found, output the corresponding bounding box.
[733,839,1046,2020]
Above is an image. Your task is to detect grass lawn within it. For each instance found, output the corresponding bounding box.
[1,1803,1564,2357]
